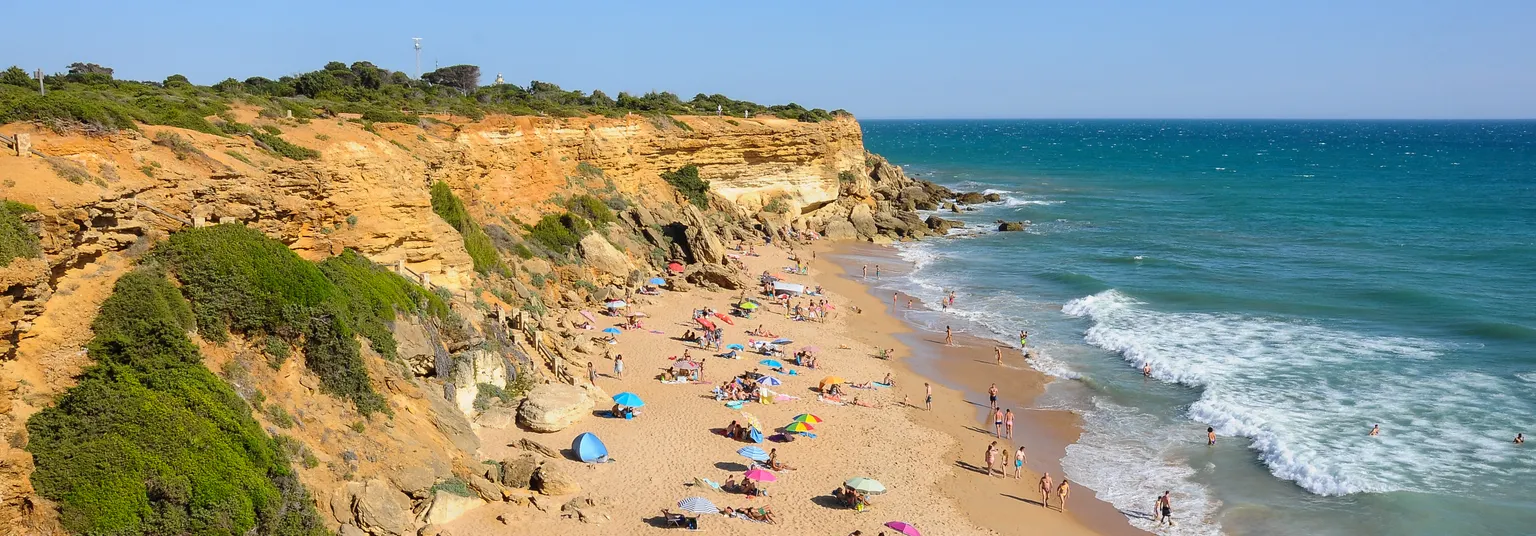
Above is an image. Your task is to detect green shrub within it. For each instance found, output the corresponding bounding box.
[575,161,603,177]
[660,165,710,209]
[225,150,254,165]
[565,194,615,225]
[513,243,534,260]
[763,194,792,214]
[251,131,319,160]
[527,212,591,252]
[26,269,328,536]
[361,107,417,124]
[430,477,473,498]
[151,225,394,414]
[264,404,295,428]
[319,249,449,362]
[260,124,282,135]
[429,182,507,275]
[472,382,513,411]
[1,200,40,267]
[153,131,205,161]
[839,170,858,184]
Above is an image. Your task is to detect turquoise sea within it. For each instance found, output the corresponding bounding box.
[860,120,1536,535]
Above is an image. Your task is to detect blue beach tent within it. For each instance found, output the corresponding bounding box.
[573,432,609,463]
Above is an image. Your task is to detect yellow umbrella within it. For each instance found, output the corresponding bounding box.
[740,412,764,432]
[819,376,845,391]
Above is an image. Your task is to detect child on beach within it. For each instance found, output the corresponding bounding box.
[614,355,624,379]
[945,326,953,346]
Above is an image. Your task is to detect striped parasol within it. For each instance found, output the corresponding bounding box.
[677,497,719,515]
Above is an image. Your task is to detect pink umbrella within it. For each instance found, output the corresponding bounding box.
[799,345,821,354]
[742,468,777,482]
[668,262,685,273]
[580,310,596,323]
[885,522,921,536]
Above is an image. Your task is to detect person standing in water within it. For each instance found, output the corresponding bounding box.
[862,265,868,278]
[945,326,954,346]
[906,298,913,309]
[1019,330,1028,348]
[1039,473,1054,509]
[1516,433,1525,444]
[1143,362,1153,378]
[874,265,881,278]
[1370,424,1381,436]
[1159,491,1173,526]
[1004,409,1015,439]
[1057,479,1071,512]
[1207,426,1216,446]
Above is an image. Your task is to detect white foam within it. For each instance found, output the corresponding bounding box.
[1004,195,1064,207]
[1063,290,1536,497]
[1517,372,1536,385]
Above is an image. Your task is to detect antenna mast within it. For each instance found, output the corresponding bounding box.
[412,38,423,78]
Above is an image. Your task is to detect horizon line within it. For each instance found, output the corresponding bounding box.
[855,117,1536,122]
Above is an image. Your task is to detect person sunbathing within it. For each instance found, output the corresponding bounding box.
[850,396,881,408]
[741,506,777,523]
[741,479,759,496]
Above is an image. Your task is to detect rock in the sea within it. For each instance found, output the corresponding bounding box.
[925,216,960,235]
[944,202,960,213]
[516,383,594,433]
[956,192,987,204]
[353,479,414,536]
[532,463,581,496]
[823,219,858,240]
[997,221,1028,232]
[500,453,541,488]
[423,489,486,525]
[983,193,1003,202]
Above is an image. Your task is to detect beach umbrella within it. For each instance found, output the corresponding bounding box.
[572,432,608,463]
[819,376,845,391]
[758,376,782,387]
[580,310,596,323]
[712,312,735,325]
[677,497,720,515]
[671,360,701,370]
[799,345,821,354]
[726,344,745,351]
[602,327,622,334]
[737,446,770,462]
[738,302,759,310]
[668,262,685,273]
[784,422,814,433]
[628,311,648,317]
[743,468,777,482]
[885,522,921,536]
[792,414,822,424]
[748,427,764,443]
[771,338,793,345]
[649,277,666,285]
[845,477,886,495]
[696,317,717,330]
[605,300,627,309]
[758,359,784,369]
[612,392,644,408]
[740,412,764,432]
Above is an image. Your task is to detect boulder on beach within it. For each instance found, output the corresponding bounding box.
[516,383,594,433]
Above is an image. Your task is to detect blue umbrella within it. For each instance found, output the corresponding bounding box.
[572,432,609,463]
[759,359,784,368]
[603,327,622,334]
[726,344,745,351]
[649,277,666,285]
[748,427,764,443]
[759,376,782,387]
[737,446,769,462]
[771,338,793,345]
[612,392,644,408]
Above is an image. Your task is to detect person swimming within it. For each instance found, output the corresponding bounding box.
[1370,424,1381,436]
[1208,426,1216,446]
[1516,433,1525,444]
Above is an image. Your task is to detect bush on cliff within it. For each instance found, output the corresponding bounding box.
[26,268,328,536]
[430,181,508,276]
[565,194,615,225]
[661,165,710,209]
[251,131,320,160]
[1,199,40,267]
[527,212,592,252]
[152,224,409,414]
[319,249,450,361]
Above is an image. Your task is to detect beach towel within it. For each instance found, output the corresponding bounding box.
[724,401,747,409]
[873,382,891,389]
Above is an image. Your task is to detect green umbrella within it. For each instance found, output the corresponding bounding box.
[844,477,886,495]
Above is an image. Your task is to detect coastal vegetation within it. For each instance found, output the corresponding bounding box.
[0,61,850,136]
[151,224,442,415]
[661,165,710,208]
[26,268,328,536]
[1,199,39,266]
[430,181,508,275]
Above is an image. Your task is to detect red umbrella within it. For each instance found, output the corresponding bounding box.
[712,312,734,325]
[696,317,717,330]
[667,262,685,273]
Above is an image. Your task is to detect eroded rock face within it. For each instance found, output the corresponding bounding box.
[685,263,746,291]
[500,453,541,489]
[353,479,415,536]
[578,233,632,283]
[422,489,485,526]
[516,383,594,433]
[849,203,877,238]
[532,463,581,496]
[823,220,857,240]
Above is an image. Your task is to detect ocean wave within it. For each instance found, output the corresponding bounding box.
[1004,195,1064,207]
[1062,290,1534,497]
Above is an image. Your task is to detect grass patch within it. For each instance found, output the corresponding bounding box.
[251,131,319,161]
[44,156,93,184]
[429,477,473,498]
[25,268,328,536]
[472,382,514,412]
[1,200,40,267]
[430,182,507,276]
[565,194,615,225]
[225,150,253,165]
[661,164,710,209]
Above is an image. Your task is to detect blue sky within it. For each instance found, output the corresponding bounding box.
[10,0,1535,119]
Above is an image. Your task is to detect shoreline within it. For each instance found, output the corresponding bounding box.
[814,241,1147,536]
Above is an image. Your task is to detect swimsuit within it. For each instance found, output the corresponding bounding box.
[1015,459,1023,467]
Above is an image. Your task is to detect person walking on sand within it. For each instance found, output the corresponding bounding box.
[995,346,1003,365]
[993,406,1005,437]
[945,326,954,346]
[1369,424,1381,436]
[1014,446,1026,478]
[1039,472,1054,509]
[614,354,624,379]
[1208,426,1216,446]
[925,382,933,410]
[588,361,597,385]
[988,383,998,408]
[1057,479,1071,512]
[984,441,998,476]
[1005,409,1015,439]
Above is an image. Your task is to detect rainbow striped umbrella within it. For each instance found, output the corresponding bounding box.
[792,414,822,424]
[784,422,814,433]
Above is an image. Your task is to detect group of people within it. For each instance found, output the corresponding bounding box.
[833,484,873,510]
[982,440,1029,479]
[793,349,819,369]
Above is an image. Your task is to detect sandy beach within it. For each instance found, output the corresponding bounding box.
[455,239,1143,535]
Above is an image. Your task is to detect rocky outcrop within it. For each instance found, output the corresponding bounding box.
[957,192,988,205]
[578,233,632,284]
[500,453,541,489]
[998,221,1029,232]
[531,463,581,496]
[351,479,415,536]
[516,383,596,432]
[685,263,747,291]
[926,216,961,235]
[421,490,485,526]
